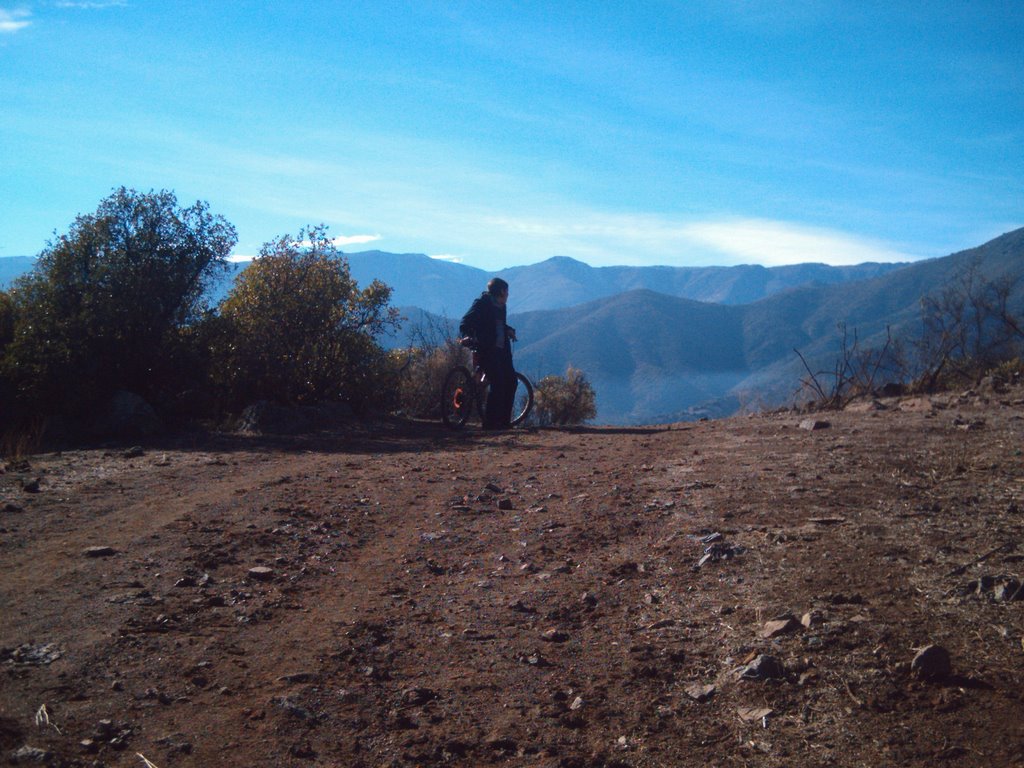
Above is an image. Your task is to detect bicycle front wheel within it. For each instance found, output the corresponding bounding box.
[441,366,474,429]
[510,372,534,426]
[476,371,534,427]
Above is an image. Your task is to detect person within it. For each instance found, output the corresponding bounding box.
[460,277,518,429]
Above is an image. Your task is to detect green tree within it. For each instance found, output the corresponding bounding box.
[213,225,399,410]
[534,366,597,426]
[3,188,236,418]
[0,290,14,355]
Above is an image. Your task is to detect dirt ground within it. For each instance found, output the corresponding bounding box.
[2,386,1024,767]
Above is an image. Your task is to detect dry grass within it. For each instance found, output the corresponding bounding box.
[1,418,46,461]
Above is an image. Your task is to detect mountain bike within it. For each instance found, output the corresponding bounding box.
[441,340,534,429]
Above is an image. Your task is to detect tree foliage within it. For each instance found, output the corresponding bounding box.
[212,225,399,410]
[0,290,14,355]
[534,366,597,426]
[2,188,236,417]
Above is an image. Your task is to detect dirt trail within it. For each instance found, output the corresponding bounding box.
[2,394,1024,767]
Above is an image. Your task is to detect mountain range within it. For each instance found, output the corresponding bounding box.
[4,227,1022,423]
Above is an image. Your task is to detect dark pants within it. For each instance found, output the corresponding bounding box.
[482,347,517,429]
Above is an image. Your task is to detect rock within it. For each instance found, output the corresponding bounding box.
[684,683,716,702]
[10,745,53,764]
[22,478,40,493]
[97,390,162,439]
[401,687,438,706]
[827,592,864,605]
[247,566,275,582]
[580,591,598,608]
[279,672,316,684]
[1,643,62,666]
[697,541,744,567]
[798,669,819,686]
[155,734,193,755]
[911,645,951,681]
[519,651,552,667]
[737,706,773,722]
[736,654,786,681]
[569,696,584,710]
[485,482,504,494]
[237,401,315,435]
[762,616,801,639]
[83,546,117,558]
[994,579,1022,602]
[799,419,831,431]
[123,446,144,458]
[878,382,905,398]
[497,498,514,511]
[801,610,823,628]
[541,628,569,643]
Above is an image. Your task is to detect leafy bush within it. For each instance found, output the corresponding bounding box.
[534,366,597,426]
[211,226,398,412]
[2,188,236,420]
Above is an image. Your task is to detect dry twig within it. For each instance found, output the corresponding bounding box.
[34,704,61,734]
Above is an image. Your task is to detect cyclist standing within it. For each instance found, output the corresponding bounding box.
[459,277,518,430]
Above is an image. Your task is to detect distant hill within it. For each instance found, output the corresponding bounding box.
[497,257,906,311]
[0,256,35,288]
[347,253,908,313]
[4,250,910,314]
[506,228,1024,423]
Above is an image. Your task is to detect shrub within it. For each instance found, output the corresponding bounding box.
[913,257,1023,392]
[392,339,468,419]
[211,225,398,412]
[534,366,597,426]
[2,188,236,420]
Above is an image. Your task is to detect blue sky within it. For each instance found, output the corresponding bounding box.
[1,1,1021,270]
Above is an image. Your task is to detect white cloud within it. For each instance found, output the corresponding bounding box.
[331,234,380,247]
[429,253,465,263]
[0,7,31,33]
[468,212,922,268]
[55,1,127,8]
[678,218,916,266]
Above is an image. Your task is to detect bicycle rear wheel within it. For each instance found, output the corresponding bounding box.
[441,366,474,428]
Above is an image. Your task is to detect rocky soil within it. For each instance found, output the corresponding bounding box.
[2,386,1024,767]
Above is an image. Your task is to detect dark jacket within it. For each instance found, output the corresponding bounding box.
[460,292,512,354]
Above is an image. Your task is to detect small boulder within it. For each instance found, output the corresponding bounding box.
[762,616,801,639]
[684,683,716,702]
[97,391,162,439]
[10,746,53,764]
[994,579,1022,602]
[911,645,951,681]
[247,566,275,582]
[799,419,831,431]
[541,629,569,643]
[83,546,117,558]
[801,610,824,628]
[736,654,786,681]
